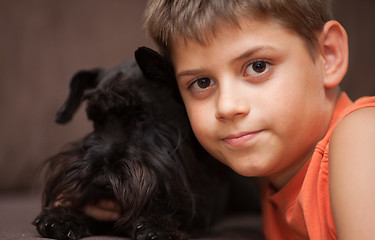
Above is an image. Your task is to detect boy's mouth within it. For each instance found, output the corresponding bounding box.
[223,130,262,146]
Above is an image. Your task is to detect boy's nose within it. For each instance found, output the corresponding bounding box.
[215,84,250,120]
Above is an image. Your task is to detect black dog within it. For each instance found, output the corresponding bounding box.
[33,47,234,240]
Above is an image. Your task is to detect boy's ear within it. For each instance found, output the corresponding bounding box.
[319,20,349,88]
[55,68,103,124]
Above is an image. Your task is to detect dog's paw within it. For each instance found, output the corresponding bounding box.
[135,224,180,240]
[133,217,184,240]
[33,207,91,240]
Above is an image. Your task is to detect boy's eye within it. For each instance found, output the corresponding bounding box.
[253,61,266,72]
[245,60,270,76]
[190,77,215,90]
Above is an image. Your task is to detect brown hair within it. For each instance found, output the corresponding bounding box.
[144,0,333,58]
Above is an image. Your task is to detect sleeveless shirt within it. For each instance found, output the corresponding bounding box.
[262,92,375,240]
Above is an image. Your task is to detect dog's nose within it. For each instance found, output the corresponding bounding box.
[92,176,112,191]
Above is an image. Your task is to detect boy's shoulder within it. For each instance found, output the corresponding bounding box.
[329,103,375,238]
[331,94,375,138]
[332,106,375,144]
[330,96,375,155]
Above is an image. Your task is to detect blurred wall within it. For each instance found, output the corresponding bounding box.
[0,0,374,192]
[0,0,154,191]
[334,0,375,99]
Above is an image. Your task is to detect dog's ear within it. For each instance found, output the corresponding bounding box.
[135,46,184,103]
[134,46,175,84]
[55,68,103,124]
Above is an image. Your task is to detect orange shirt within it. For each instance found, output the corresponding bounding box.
[262,92,375,240]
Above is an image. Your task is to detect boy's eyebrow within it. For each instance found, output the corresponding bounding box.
[175,45,276,80]
[176,69,208,80]
[229,45,276,64]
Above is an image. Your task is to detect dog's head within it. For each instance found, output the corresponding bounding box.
[44,47,208,228]
[56,47,178,125]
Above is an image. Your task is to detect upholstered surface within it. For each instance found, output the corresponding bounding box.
[0,193,263,240]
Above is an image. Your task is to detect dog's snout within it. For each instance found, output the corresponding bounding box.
[92,176,112,191]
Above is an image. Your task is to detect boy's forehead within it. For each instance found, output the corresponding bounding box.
[170,17,283,56]
[169,16,318,69]
[169,17,253,53]
[170,20,240,51]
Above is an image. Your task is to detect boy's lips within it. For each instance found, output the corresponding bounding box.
[223,130,262,146]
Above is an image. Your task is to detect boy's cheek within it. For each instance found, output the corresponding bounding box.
[187,114,209,139]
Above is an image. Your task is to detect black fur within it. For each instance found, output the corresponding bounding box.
[33,47,231,240]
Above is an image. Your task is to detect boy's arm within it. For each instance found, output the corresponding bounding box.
[330,107,375,239]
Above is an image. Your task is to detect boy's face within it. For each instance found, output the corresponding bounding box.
[171,18,332,187]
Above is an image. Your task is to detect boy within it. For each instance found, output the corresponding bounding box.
[86,0,375,239]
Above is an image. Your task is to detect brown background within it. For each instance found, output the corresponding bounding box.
[0,0,374,192]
